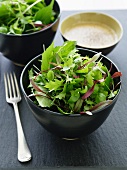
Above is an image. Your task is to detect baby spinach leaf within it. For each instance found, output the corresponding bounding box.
[36,94,52,107]
[47,70,54,81]
[56,41,76,60]
[41,42,54,71]
[0,2,14,17]
[62,58,75,71]
[55,92,66,100]
[68,89,80,103]
[0,26,8,33]
[86,73,94,86]
[34,0,54,24]
[74,98,83,112]
[95,93,106,103]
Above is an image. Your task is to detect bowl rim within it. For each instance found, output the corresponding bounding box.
[20,48,122,117]
[59,11,123,50]
[0,0,61,37]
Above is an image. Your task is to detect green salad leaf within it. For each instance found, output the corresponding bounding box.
[28,41,122,115]
[0,0,57,35]
[35,0,54,24]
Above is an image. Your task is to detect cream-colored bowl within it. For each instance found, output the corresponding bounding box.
[60,12,123,55]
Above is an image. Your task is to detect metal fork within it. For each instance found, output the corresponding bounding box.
[4,73,32,162]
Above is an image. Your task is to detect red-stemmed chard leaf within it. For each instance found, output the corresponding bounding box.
[82,77,105,100]
[109,63,112,73]
[73,75,80,78]
[30,79,51,99]
[30,79,43,92]
[80,100,112,115]
[114,81,121,91]
[34,23,45,27]
[28,93,46,98]
[80,111,93,115]
[96,78,105,83]
[82,83,95,100]
[111,72,122,78]
[30,79,44,93]
[79,52,101,69]
[89,100,112,111]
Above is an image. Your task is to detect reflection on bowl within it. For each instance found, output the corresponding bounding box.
[60,12,123,55]
[0,0,60,66]
[20,48,121,139]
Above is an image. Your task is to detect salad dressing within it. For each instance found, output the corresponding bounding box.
[64,22,118,48]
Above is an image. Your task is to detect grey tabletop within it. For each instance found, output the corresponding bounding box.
[0,10,127,169]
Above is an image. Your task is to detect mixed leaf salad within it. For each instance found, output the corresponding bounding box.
[0,0,57,35]
[28,41,122,115]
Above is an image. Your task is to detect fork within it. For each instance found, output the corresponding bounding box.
[4,73,32,162]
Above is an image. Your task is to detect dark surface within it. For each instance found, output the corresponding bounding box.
[0,10,127,168]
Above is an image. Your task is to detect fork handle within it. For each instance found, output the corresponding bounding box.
[13,103,32,162]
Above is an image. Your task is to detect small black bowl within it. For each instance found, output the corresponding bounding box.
[0,0,60,66]
[20,48,121,139]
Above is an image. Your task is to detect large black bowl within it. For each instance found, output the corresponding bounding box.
[20,48,121,139]
[0,0,60,66]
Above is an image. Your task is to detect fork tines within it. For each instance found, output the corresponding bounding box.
[4,73,21,101]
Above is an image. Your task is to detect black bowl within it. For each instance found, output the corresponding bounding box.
[20,48,121,139]
[0,0,60,66]
[60,12,123,55]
